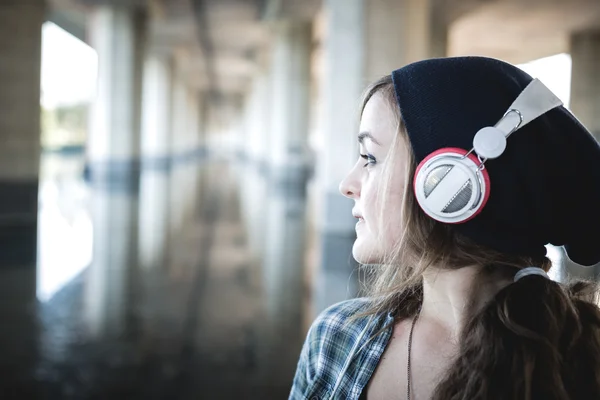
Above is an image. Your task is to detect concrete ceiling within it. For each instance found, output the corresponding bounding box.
[47,0,272,98]
[188,0,321,98]
[48,0,600,103]
[448,0,600,64]
[193,0,268,97]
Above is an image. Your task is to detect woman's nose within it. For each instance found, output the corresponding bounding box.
[339,172,360,199]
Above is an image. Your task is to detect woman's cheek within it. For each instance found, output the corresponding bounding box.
[382,184,406,248]
[361,181,379,222]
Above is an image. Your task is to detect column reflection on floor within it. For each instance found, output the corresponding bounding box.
[238,161,269,263]
[185,160,309,398]
[190,161,270,397]
[261,181,308,385]
[138,167,170,272]
[85,183,140,339]
[29,154,314,398]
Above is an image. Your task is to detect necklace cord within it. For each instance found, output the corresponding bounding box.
[407,307,421,400]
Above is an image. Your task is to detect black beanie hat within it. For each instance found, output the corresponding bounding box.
[391,56,600,266]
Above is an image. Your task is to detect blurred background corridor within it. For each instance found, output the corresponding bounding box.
[0,0,599,398]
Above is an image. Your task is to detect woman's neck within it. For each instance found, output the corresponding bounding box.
[419,265,512,338]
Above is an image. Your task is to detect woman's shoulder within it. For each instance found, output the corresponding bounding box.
[303,297,384,372]
[310,297,374,338]
[289,297,392,399]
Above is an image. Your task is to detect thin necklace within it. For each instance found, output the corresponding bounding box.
[407,306,421,400]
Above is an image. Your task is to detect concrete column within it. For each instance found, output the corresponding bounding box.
[570,30,600,140]
[140,53,172,168]
[238,72,272,260]
[243,89,258,163]
[226,95,246,162]
[182,88,200,221]
[0,0,44,373]
[168,81,203,248]
[405,0,447,62]
[365,0,446,82]
[269,20,312,187]
[168,75,188,238]
[240,86,271,260]
[365,0,411,81]
[198,93,209,156]
[170,76,189,160]
[245,69,272,175]
[0,3,43,267]
[87,5,146,187]
[187,89,201,154]
[568,29,600,277]
[84,4,147,337]
[138,53,172,271]
[165,81,203,273]
[316,0,365,314]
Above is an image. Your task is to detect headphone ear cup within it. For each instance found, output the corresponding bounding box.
[413,148,491,224]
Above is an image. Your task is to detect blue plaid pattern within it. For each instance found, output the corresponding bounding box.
[289,298,395,399]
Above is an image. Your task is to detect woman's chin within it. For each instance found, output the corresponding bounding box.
[352,240,381,264]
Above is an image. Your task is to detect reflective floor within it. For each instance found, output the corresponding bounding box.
[0,153,312,399]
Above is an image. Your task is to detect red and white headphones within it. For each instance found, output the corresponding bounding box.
[413,79,564,224]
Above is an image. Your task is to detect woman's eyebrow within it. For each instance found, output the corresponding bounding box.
[358,131,381,146]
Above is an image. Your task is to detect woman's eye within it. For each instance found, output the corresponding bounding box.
[360,153,377,167]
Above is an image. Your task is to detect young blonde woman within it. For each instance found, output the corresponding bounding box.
[290,56,600,400]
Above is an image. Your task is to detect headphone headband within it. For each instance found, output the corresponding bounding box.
[496,79,564,136]
[414,78,563,224]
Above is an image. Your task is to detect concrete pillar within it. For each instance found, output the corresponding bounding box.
[198,93,209,157]
[0,2,43,267]
[245,69,272,175]
[239,165,269,261]
[567,29,600,278]
[405,0,447,62]
[365,0,446,82]
[0,0,44,373]
[365,0,411,81]
[269,20,312,187]
[187,89,201,153]
[87,5,146,187]
[170,76,189,159]
[226,95,246,162]
[239,86,271,260]
[168,75,189,238]
[183,88,201,221]
[242,90,257,163]
[84,4,147,337]
[138,53,172,271]
[570,30,600,140]
[316,0,365,314]
[167,80,202,248]
[140,53,172,168]
[238,70,273,260]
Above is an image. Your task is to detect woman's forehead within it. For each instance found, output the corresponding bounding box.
[359,93,397,147]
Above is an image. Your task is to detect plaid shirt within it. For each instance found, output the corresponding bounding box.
[289,298,395,399]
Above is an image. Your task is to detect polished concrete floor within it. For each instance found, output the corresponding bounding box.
[0,153,313,399]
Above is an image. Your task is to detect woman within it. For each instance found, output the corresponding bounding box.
[289,56,600,399]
